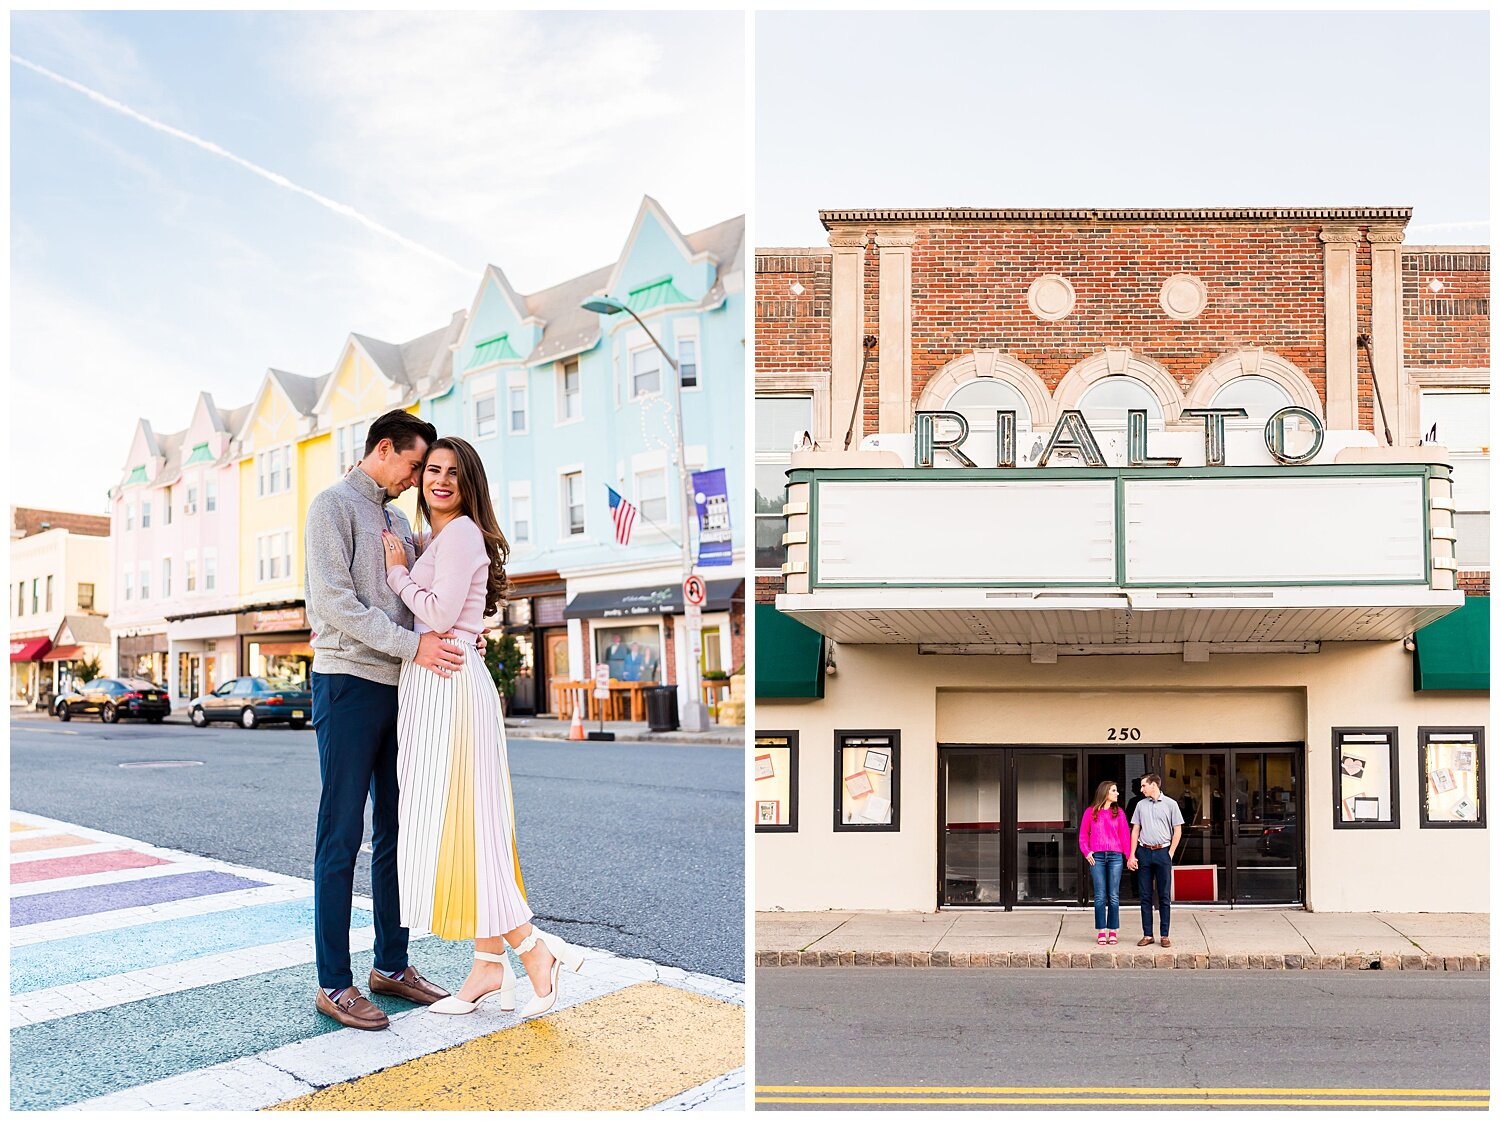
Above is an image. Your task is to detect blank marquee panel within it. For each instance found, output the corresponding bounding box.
[1123,476,1427,584]
[816,480,1115,585]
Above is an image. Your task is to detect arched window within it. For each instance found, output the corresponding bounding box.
[940,378,1033,463]
[1210,375,1295,425]
[1078,376,1163,432]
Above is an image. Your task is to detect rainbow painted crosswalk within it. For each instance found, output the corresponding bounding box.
[9,812,744,1110]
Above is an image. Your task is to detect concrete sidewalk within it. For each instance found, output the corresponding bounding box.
[755,910,1490,971]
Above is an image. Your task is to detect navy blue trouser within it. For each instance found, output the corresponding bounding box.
[312,671,408,989]
[1136,845,1173,936]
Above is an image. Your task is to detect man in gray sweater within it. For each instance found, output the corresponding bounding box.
[304,409,465,1029]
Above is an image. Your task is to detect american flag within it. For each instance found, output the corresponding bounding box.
[607,486,637,546]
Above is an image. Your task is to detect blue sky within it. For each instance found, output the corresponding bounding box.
[757,10,1488,246]
[11,11,745,512]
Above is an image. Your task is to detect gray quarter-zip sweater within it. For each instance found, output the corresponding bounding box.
[304,466,421,685]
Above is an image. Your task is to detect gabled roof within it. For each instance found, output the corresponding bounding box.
[151,428,189,488]
[235,368,324,447]
[414,310,467,400]
[519,263,611,365]
[57,614,111,646]
[350,333,410,388]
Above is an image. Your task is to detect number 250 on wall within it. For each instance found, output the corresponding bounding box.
[1107,727,1141,741]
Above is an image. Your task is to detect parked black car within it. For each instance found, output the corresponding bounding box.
[188,676,312,729]
[56,678,170,724]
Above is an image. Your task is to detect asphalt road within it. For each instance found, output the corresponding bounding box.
[756,968,1489,1109]
[10,716,744,981]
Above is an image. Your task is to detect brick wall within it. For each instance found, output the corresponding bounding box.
[755,249,831,372]
[1457,571,1490,598]
[1403,249,1490,369]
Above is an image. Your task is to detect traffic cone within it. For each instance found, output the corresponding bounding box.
[569,702,585,741]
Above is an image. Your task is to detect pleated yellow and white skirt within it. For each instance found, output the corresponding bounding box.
[396,642,532,940]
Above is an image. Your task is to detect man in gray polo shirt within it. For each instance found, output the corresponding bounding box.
[1127,773,1184,948]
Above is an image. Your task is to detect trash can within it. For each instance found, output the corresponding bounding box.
[643,685,680,732]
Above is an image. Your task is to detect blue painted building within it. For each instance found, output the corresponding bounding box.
[422,198,745,715]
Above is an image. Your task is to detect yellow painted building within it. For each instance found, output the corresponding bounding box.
[229,320,463,683]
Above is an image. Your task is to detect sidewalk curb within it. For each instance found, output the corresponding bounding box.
[754,949,1489,971]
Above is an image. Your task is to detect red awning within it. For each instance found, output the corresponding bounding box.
[10,638,52,662]
[42,645,84,663]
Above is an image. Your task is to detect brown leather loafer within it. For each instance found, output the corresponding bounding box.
[1160,936,1173,948]
[316,985,389,1030]
[1137,936,1154,947]
[369,964,450,1006]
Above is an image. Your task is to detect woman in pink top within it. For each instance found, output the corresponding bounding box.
[1079,780,1131,945]
[381,437,583,1019]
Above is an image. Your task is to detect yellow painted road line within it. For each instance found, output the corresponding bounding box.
[757,1085,1489,1097]
[756,1096,1487,1108]
[11,821,40,831]
[12,833,93,853]
[269,982,743,1111]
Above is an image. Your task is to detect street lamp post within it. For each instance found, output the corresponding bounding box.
[581,294,709,731]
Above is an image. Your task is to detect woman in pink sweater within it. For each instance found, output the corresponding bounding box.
[381,437,583,1019]
[1078,780,1131,945]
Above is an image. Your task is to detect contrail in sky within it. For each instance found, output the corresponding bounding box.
[12,54,472,277]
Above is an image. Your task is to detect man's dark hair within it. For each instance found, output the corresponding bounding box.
[1141,772,1163,788]
[365,409,437,457]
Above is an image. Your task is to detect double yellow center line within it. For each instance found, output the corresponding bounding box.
[755,1085,1490,1109]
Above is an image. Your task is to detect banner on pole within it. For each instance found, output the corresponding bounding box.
[691,468,734,568]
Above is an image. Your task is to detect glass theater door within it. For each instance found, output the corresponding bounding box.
[940,750,1004,905]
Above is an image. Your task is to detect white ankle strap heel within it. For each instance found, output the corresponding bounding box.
[427,951,517,1016]
[515,927,585,1018]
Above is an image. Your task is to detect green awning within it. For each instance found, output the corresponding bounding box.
[465,333,520,369]
[125,465,148,486]
[626,277,691,313]
[1413,596,1489,691]
[184,442,213,466]
[756,602,824,700]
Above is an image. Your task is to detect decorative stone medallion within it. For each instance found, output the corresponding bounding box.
[1027,274,1076,321]
[1159,274,1208,320]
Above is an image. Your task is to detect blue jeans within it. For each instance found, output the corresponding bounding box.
[312,671,408,990]
[1136,845,1173,937]
[1089,851,1124,930]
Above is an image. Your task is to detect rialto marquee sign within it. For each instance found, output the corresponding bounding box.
[913,406,1326,468]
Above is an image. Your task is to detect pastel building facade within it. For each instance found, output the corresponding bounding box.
[10,508,112,707]
[424,199,746,716]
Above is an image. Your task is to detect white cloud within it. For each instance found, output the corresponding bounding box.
[276,11,745,290]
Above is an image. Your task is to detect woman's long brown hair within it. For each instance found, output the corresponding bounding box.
[415,436,510,619]
[1090,779,1121,819]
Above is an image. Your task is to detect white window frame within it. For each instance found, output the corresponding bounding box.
[204,549,217,592]
[124,569,133,601]
[45,575,53,613]
[125,502,134,532]
[755,392,816,575]
[509,481,532,545]
[557,358,583,424]
[161,558,171,599]
[474,391,498,440]
[634,467,669,524]
[164,486,173,526]
[628,340,663,400]
[507,371,529,435]
[205,476,218,513]
[560,467,586,539]
[186,550,198,594]
[141,499,152,529]
[138,563,150,601]
[257,444,293,496]
[185,482,199,515]
[673,320,701,391]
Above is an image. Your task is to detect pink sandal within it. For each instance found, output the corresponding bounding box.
[1097,932,1108,945]
[1107,932,1119,945]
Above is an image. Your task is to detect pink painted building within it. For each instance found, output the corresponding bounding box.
[109,393,247,708]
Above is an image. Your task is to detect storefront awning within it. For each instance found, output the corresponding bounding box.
[756,603,824,700]
[564,580,743,620]
[10,638,52,663]
[42,645,84,663]
[1413,596,1489,692]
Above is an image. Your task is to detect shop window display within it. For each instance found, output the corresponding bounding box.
[1418,728,1485,828]
[1332,728,1399,828]
[593,625,662,683]
[835,731,899,831]
[754,733,798,832]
